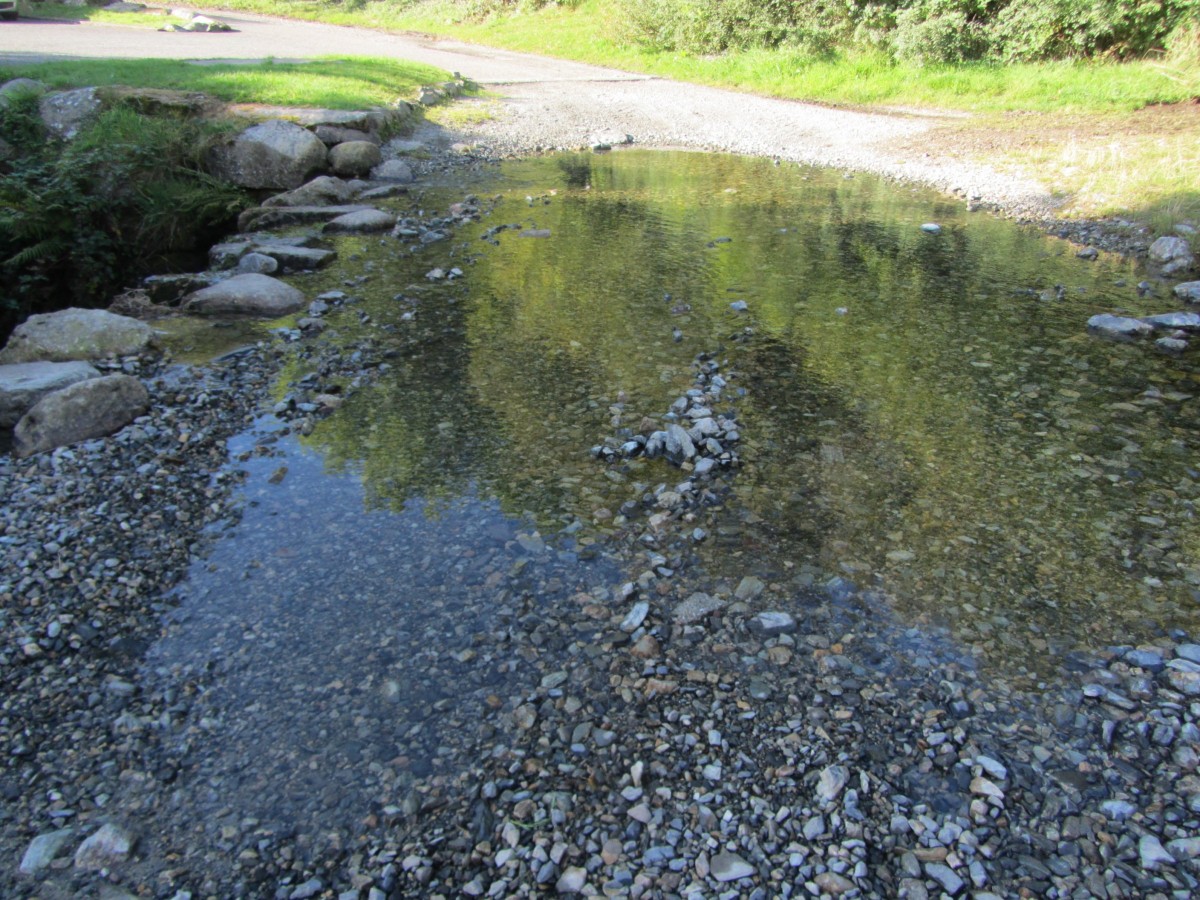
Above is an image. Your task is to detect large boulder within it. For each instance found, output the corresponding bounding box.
[14,374,149,457]
[0,361,101,428]
[39,87,102,140]
[207,120,328,191]
[182,273,305,317]
[0,308,153,364]
[1150,236,1196,277]
[329,141,382,178]
[262,175,356,208]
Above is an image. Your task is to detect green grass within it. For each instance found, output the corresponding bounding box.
[29,2,180,28]
[0,56,450,109]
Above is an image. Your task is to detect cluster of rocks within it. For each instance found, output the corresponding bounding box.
[1085,232,1199,351]
[591,355,740,476]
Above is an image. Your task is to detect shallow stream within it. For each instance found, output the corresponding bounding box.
[152,149,1200,845]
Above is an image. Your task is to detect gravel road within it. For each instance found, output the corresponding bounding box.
[0,9,1055,217]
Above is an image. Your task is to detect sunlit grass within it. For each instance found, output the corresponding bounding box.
[30,2,177,28]
[0,56,450,108]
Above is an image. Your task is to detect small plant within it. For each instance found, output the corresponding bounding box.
[0,103,246,339]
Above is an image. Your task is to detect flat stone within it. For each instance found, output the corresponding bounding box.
[183,273,305,318]
[74,823,135,871]
[371,159,415,184]
[710,851,755,882]
[237,203,376,232]
[1142,311,1200,330]
[253,243,337,270]
[1086,313,1153,341]
[19,828,74,875]
[672,592,725,625]
[262,175,356,208]
[747,610,797,637]
[925,862,964,895]
[323,209,397,233]
[555,866,587,893]
[1175,282,1200,303]
[1139,834,1176,870]
[0,360,100,428]
[0,308,153,364]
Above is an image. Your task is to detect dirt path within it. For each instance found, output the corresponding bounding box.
[0,8,1055,217]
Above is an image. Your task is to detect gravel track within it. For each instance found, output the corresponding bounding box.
[0,9,1055,218]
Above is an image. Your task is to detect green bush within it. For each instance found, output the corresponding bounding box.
[0,102,245,339]
[611,0,1200,62]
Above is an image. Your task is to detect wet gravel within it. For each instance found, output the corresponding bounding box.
[3,141,1200,899]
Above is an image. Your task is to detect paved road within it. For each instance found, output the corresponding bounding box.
[0,9,1052,215]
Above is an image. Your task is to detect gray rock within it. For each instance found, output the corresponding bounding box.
[620,600,649,633]
[1142,311,1200,330]
[183,273,305,318]
[0,308,153,364]
[925,863,964,895]
[15,374,149,458]
[1139,834,1176,870]
[710,851,755,882]
[290,878,324,899]
[19,828,74,875]
[371,159,415,184]
[253,243,337,270]
[0,78,47,108]
[236,252,279,275]
[735,575,765,602]
[329,140,383,177]
[1174,281,1200,303]
[39,87,101,140]
[555,866,587,893]
[0,360,100,428]
[664,423,696,461]
[672,592,725,625]
[314,125,378,146]
[921,223,942,233]
[1086,313,1153,341]
[209,241,251,269]
[263,175,356,208]
[383,139,427,156]
[815,764,849,803]
[74,822,135,871]
[747,610,797,637]
[1150,236,1195,273]
[207,120,328,190]
[1177,643,1200,663]
[324,209,397,233]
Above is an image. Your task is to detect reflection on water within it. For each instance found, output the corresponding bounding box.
[292,150,1199,669]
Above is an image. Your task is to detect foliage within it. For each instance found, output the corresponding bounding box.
[0,104,245,338]
[613,0,1200,64]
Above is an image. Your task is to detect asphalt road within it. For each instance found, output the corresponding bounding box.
[0,9,1054,216]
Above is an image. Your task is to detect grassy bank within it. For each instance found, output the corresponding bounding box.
[0,55,448,109]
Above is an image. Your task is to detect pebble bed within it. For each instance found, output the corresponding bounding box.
[3,144,1200,900]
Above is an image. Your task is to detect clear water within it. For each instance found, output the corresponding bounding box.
[149,149,1200,840]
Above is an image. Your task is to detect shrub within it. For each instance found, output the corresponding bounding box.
[0,102,245,339]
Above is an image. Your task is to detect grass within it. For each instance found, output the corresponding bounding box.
[28,2,180,28]
[0,56,450,109]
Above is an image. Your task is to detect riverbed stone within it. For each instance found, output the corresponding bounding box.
[263,175,356,208]
[0,308,153,364]
[1143,310,1200,329]
[1174,281,1200,303]
[183,273,306,317]
[1086,313,1153,341]
[371,159,415,184]
[329,140,382,177]
[0,360,100,428]
[672,592,725,625]
[324,209,397,233]
[18,828,74,875]
[237,251,279,275]
[1149,236,1195,275]
[253,243,338,270]
[710,851,754,882]
[14,374,149,457]
[74,823,135,871]
[747,610,797,637]
[208,119,328,190]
